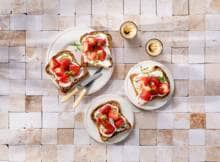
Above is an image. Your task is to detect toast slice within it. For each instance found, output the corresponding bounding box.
[91,100,132,142]
[45,50,89,93]
[130,66,170,105]
[80,31,113,68]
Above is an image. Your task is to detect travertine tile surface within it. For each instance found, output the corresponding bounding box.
[0,0,220,161]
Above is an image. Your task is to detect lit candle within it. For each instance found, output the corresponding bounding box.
[120,21,138,39]
[145,39,163,57]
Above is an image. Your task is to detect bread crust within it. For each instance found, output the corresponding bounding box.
[91,100,132,142]
[80,31,113,68]
[45,50,89,94]
[130,65,170,99]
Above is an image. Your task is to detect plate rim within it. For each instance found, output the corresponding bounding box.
[84,94,134,144]
[124,60,174,110]
[45,27,115,95]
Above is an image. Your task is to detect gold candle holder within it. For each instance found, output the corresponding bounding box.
[145,39,163,57]
[120,21,138,39]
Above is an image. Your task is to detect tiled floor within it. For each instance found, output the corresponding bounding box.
[0,0,220,161]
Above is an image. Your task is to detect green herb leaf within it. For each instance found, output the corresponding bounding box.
[71,41,82,52]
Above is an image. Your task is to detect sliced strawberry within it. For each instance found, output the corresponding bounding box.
[87,51,97,60]
[99,104,111,114]
[69,64,80,76]
[115,117,124,128]
[108,109,119,121]
[83,41,93,52]
[50,58,60,70]
[59,74,69,83]
[54,67,65,77]
[60,58,71,70]
[150,84,159,95]
[86,37,97,47]
[96,38,106,46]
[140,77,151,86]
[102,121,115,134]
[96,48,106,61]
[159,83,170,95]
[140,90,152,101]
[150,77,160,86]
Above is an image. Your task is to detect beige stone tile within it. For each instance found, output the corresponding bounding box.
[123,47,148,63]
[60,0,76,16]
[0,0,10,14]
[75,0,91,14]
[107,145,123,162]
[205,80,220,95]
[9,46,25,62]
[206,146,220,161]
[0,15,9,30]
[123,146,139,162]
[157,130,173,145]
[25,128,41,145]
[205,47,220,63]
[157,113,174,129]
[26,79,43,95]
[108,31,123,48]
[112,64,125,80]
[189,0,206,14]
[58,112,74,128]
[9,62,25,79]
[26,15,42,31]
[0,31,10,46]
[135,112,157,129]
[42,145,57,161]
[25,95,42,112]
[42,15,59,31]
[27,0,43,14]
[0,112,8,129]
[25,145,41,161]
[189,146,206,162]
[206,130,220,146]
[173,16,189,31]
[169,64,189,79]
[206,0,220,14]
[9,31,26,46]
[0,79,9,95]
[156,146,173,162]
[0,63,9,79]
[74,129,91,145]
[157,0,172,16]
[57,145,74,162]
[205,64,220,80]
[43,112,58,128]
[189,80,205,96]
[9,79,25,95]
[189,15,205,31]
[190,113,206,128]
[124,0,140,15]
[173,147,188,162]
[206,15,220,30]
[106,0,123,15]
[173,130,188,146]
[9,95,25,112]
[11,0,26,14]
[0,145,8,160]
[206,31,220,47]
[107,15,123,31]
[174,80,189,97]
[124,128,139,145]
[58,16,75,31]
[0,47,8,63]
[42,129,57,144]
[42,79,59,96]
[10,14,27,30]
[206,113,220,129]
[92,0,106,15]
[9,145,25,161]
[174,113,190,129]
[189,64,204,80]
[140,146,156,162]
[171,97,189,112]
[171,47,188,64]
[58,129,74,144]
[42,95,59,112]
[91,15,107,30]
[188,96,205,112]
[26,47,43,62]
[172,0,188,15]
[75,14,91,28]
[141,0,156,16]
[139,129,156,146]
[43,0,59,14]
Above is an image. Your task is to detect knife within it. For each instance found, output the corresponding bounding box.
[61,67,103,103]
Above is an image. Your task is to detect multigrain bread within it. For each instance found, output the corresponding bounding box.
[45,50,89,93]
[91,100,132,142]
[80,31,113,68]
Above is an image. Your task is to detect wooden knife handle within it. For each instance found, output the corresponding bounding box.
[73,88,87,108]
[60,87,79,103]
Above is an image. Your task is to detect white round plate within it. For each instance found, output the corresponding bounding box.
[124,60,174,110]
[46,27,114,95]
[85,94,134,144]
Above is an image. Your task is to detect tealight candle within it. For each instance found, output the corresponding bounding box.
[145,39,163,57]
[120,21,138,39]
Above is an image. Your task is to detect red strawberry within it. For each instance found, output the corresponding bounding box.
[99,105,111,114]
[50,58,60,70]
[108,109,119,121]
[96,38,106,46]
[83,41,93,52]
[115,117,124,128]
[59,74,69,83]
[150,77,160,86]
[150,84,159,95]
[87,37,97,46]
[54,67,65,77]
[60,58,71,70]
[87,51,97,60]
[69,64,80,76]
[102,121,115,134]
[140,90,152,101]
[159,83,170,95]
[96,48,106,61]
[141,77,151,86]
